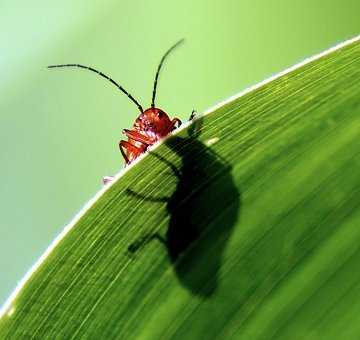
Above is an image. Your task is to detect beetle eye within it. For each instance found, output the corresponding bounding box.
[157,111,164,118]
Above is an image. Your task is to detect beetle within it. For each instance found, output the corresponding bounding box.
[48,39,193,174]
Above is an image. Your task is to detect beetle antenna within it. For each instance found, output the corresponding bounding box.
[48,64,144,113]
[151,39,184,108]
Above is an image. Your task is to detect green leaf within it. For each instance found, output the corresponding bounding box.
[1,36,360,340]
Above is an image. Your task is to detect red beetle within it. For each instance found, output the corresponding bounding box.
[49,39,192,171]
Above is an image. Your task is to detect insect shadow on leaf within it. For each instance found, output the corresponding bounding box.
[126,116,241,297]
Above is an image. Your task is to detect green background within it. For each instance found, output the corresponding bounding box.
[0,0,359,307]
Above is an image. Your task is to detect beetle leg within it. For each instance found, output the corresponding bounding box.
[189,109,197,120]
[103,176,114,185]
[123,129,154,145]
[171,118,182,129]
[119,144,129,164]
[119,140,142,164]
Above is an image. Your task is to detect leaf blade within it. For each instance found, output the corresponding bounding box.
[1,36,360,340]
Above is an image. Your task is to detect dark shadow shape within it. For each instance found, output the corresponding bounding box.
[127,117,241,297]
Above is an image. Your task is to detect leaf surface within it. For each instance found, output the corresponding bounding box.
[1,36,360,340]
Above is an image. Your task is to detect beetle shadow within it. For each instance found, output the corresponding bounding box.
[127,117,241,298]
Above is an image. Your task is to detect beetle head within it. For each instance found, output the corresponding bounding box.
[137,107,173,138]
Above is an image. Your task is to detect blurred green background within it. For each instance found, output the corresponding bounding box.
[0,0,359,306]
